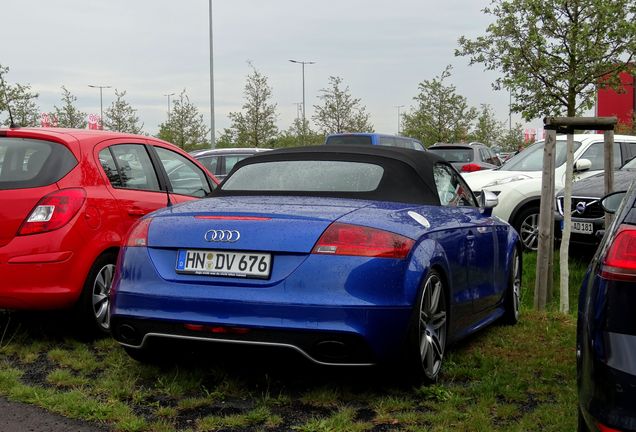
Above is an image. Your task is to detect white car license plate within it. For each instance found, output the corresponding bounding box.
[176,249,271,279]
[570,221,594,235]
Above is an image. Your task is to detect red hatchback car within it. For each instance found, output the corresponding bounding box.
[0,128,218,335]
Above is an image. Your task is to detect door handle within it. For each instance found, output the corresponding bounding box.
[127,207,146,216]
[466,233,476,244]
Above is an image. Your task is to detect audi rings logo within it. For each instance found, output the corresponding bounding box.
[204,229,241,242]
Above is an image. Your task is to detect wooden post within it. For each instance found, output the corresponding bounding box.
[559,133,575,313]
[535,116,617,313]
[604,130,615,228]
[535,129,556,310]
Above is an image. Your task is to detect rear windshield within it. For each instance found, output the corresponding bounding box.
[428,148,474,163]
[222,160,384,192]
[325,135,373,146]
[0,138,77,190]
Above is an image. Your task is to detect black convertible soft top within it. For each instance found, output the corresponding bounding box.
[215,145,450,205]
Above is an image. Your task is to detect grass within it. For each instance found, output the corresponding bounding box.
[0,251,589,431]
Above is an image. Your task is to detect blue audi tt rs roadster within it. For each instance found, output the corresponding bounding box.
[110,145,521,382]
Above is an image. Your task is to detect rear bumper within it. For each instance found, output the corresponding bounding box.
[579,361,636,431]
[0,253,83,309]
[110,247,419,364]
[579,330,636,432]
[111,316,385,366]
[0,226,90,310]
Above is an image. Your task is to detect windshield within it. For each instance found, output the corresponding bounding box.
[622,156,636,170]
[500,140,582,171]
[428,148,473,163]
[222,160,384,192]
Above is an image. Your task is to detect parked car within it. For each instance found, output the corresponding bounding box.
[191,147,271,180]
[463,134,636,251]
[556,156,636,247]
[577,180,636,431]
[428,142,502,173]
[0,128,218,335]
[110,144,521,382]
[324,133,425,151]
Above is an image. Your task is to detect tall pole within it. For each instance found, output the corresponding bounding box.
[164,93,175,121]
[395,105,405,134]
[509,90,512,131]
[289,59,315,144]
[88,84,111,129]
[209,0,216,148]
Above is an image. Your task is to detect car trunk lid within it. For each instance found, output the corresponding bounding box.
[0,186,60,247]
[147,196,371,253]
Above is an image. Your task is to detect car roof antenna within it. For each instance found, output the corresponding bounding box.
[1,82,19,128]
[165,187,172,208]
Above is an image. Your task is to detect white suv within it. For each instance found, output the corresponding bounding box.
[462,134,636,250]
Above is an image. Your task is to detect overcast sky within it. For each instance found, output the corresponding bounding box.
[1,0,537,140]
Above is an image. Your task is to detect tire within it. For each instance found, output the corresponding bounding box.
[513,205,540,251]
[404,269,448,384]
[75,251,116,337]
[501,247,521,325]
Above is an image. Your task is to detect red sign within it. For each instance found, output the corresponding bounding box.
[597,70,634,130]
[87,114,102,130]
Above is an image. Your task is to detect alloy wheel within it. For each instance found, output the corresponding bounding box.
[512,250,521,320]
[519,213,539,251]
[418,273,447,380]
[92,263,114,331]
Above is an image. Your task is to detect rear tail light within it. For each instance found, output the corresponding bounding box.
[18,188,86,235]
[461,163,482,173]
[312,222,414,259]
[125,217,152,247]
[596,422,622,432]
[600,224,636,281]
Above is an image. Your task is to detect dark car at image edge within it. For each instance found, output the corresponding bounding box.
[577,180,636,432]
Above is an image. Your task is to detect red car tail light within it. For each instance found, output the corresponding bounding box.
[596,421,622,432]
[312,222,414,259]
[18,188,86,235]
[461,163,482,173]
[125,217,152,247]
[600,224,636,281]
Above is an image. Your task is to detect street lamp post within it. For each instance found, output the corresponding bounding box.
[88,84,111,129]
[209,0,216,148]
[164,93,175,121]
[289,59,315,144]
[395,105,405,135]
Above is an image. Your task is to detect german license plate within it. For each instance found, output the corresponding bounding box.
[569,221,594,235]
[176,249,271,279]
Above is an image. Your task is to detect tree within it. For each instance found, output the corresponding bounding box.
[402,65,477,147]
[312,76,373,134]
[270,118,324,148]
[498,123,525,152]
[456,0,636,120]
[52,86,87,128]
[157,90,210,151]
[103,89,144,134]
[469,104,505,146]
[0,64,40,127]
[223,63,278,147]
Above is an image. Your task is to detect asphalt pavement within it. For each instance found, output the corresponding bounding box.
[0,397,108,432]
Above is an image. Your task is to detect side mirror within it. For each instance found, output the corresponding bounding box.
[601,191,627,214]
[479,190,499,216]
[574,158,592,172]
